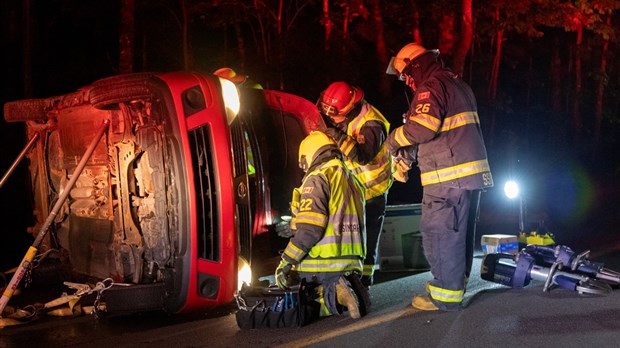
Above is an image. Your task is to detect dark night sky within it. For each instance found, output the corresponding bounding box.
[1,1,620,271]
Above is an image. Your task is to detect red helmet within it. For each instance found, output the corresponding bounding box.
[317,81,363,117]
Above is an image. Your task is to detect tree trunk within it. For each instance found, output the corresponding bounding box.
[486,23,502,147]
[593,14,610,155]
[336,2,350,59]
[438,13,454,57]
[343,2,350,39]
[413,13,421,43]
[253,0,269,64]
[571,25,583,140]
[550,36,565,152]
[322,0,333,51]
[180,0,190,70]
[369,0,389,99]
[452,0,472,77]
[487,6,501,100]
[277,0,285,90]
[231,21,244,69]
[119,0,135,74]
[22,0,33,97]
[488,18,503,101]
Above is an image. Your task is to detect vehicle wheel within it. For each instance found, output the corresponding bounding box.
[89,72,156,109]
[347,273,372,316]
[3,98,51,122]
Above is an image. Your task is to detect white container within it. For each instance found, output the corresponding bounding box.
[379,204,429,271]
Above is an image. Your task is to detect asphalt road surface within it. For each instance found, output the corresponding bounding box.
[2,247,620,348]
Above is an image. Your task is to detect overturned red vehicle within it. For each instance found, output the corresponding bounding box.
[2,72,324,314]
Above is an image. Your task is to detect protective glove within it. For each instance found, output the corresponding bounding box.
[275,260,292,289]
[275,220,294,238]
[323,126,348,144]
[392,146,417,183]
[394,146,417,166]
[385,137,400,157]
[392,159,411,183]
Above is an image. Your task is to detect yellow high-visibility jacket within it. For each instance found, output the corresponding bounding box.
[282,158,366,273]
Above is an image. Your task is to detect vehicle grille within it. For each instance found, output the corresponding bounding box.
[230,122,252,262]
[189,126,219,261]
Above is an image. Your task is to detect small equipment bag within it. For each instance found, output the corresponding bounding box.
[234,279,320,329]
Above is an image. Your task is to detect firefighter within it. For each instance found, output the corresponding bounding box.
[385,43,494,311]
[275,131,367,319]
[213,67,263,89]
[316,82,393,289]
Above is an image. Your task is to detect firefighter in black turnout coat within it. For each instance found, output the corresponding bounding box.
[385,43,494,311]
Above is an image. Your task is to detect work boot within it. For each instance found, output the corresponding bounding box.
[411,295,439,311]
[336,277,361,319]
[464,275,469,294]
[360,275,372,290]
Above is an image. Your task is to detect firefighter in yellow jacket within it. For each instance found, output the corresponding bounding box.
[385,43,494,311]
[275,131,366,319]
[317,82,393,288]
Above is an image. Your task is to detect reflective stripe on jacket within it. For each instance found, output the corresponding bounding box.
[339,103,393,200]
[389,68,493,190]
[283,158,366,273]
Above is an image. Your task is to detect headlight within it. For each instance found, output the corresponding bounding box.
[237,257,252,290]
[218,78,240,125]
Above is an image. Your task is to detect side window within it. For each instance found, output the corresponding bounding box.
[264,113,305,218]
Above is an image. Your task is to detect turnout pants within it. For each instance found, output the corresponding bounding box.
[361,191,387,286]
[421,185,481,311]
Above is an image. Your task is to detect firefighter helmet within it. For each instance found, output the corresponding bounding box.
[298,131,337,172]
[213,67,246,84]
[317,81,363,117]
[386,43,428,76]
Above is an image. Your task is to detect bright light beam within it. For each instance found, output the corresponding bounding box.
[219,78,240,125]
[237,257,252,290]
[504,180,519,199]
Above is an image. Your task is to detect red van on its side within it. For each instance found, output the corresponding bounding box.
[2,72,324,314]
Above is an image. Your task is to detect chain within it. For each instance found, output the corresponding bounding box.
[23,249,59,289]
[92,291,103,319]
[90,278,114,318]
[23,263,33,289]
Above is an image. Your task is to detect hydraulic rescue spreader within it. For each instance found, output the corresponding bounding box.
[481,244,620,295]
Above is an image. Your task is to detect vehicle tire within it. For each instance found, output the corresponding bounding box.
[89,72,156,109]
[3,98,51,122]
[347,273,372,317]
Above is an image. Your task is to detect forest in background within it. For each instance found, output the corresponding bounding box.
[2,1,620,172]
[1,0,620,268]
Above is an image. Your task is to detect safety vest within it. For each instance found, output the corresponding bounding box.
[338,103,393,200]
[283,158,366,273]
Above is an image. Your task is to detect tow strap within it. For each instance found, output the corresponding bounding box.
[0,278,113,329]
